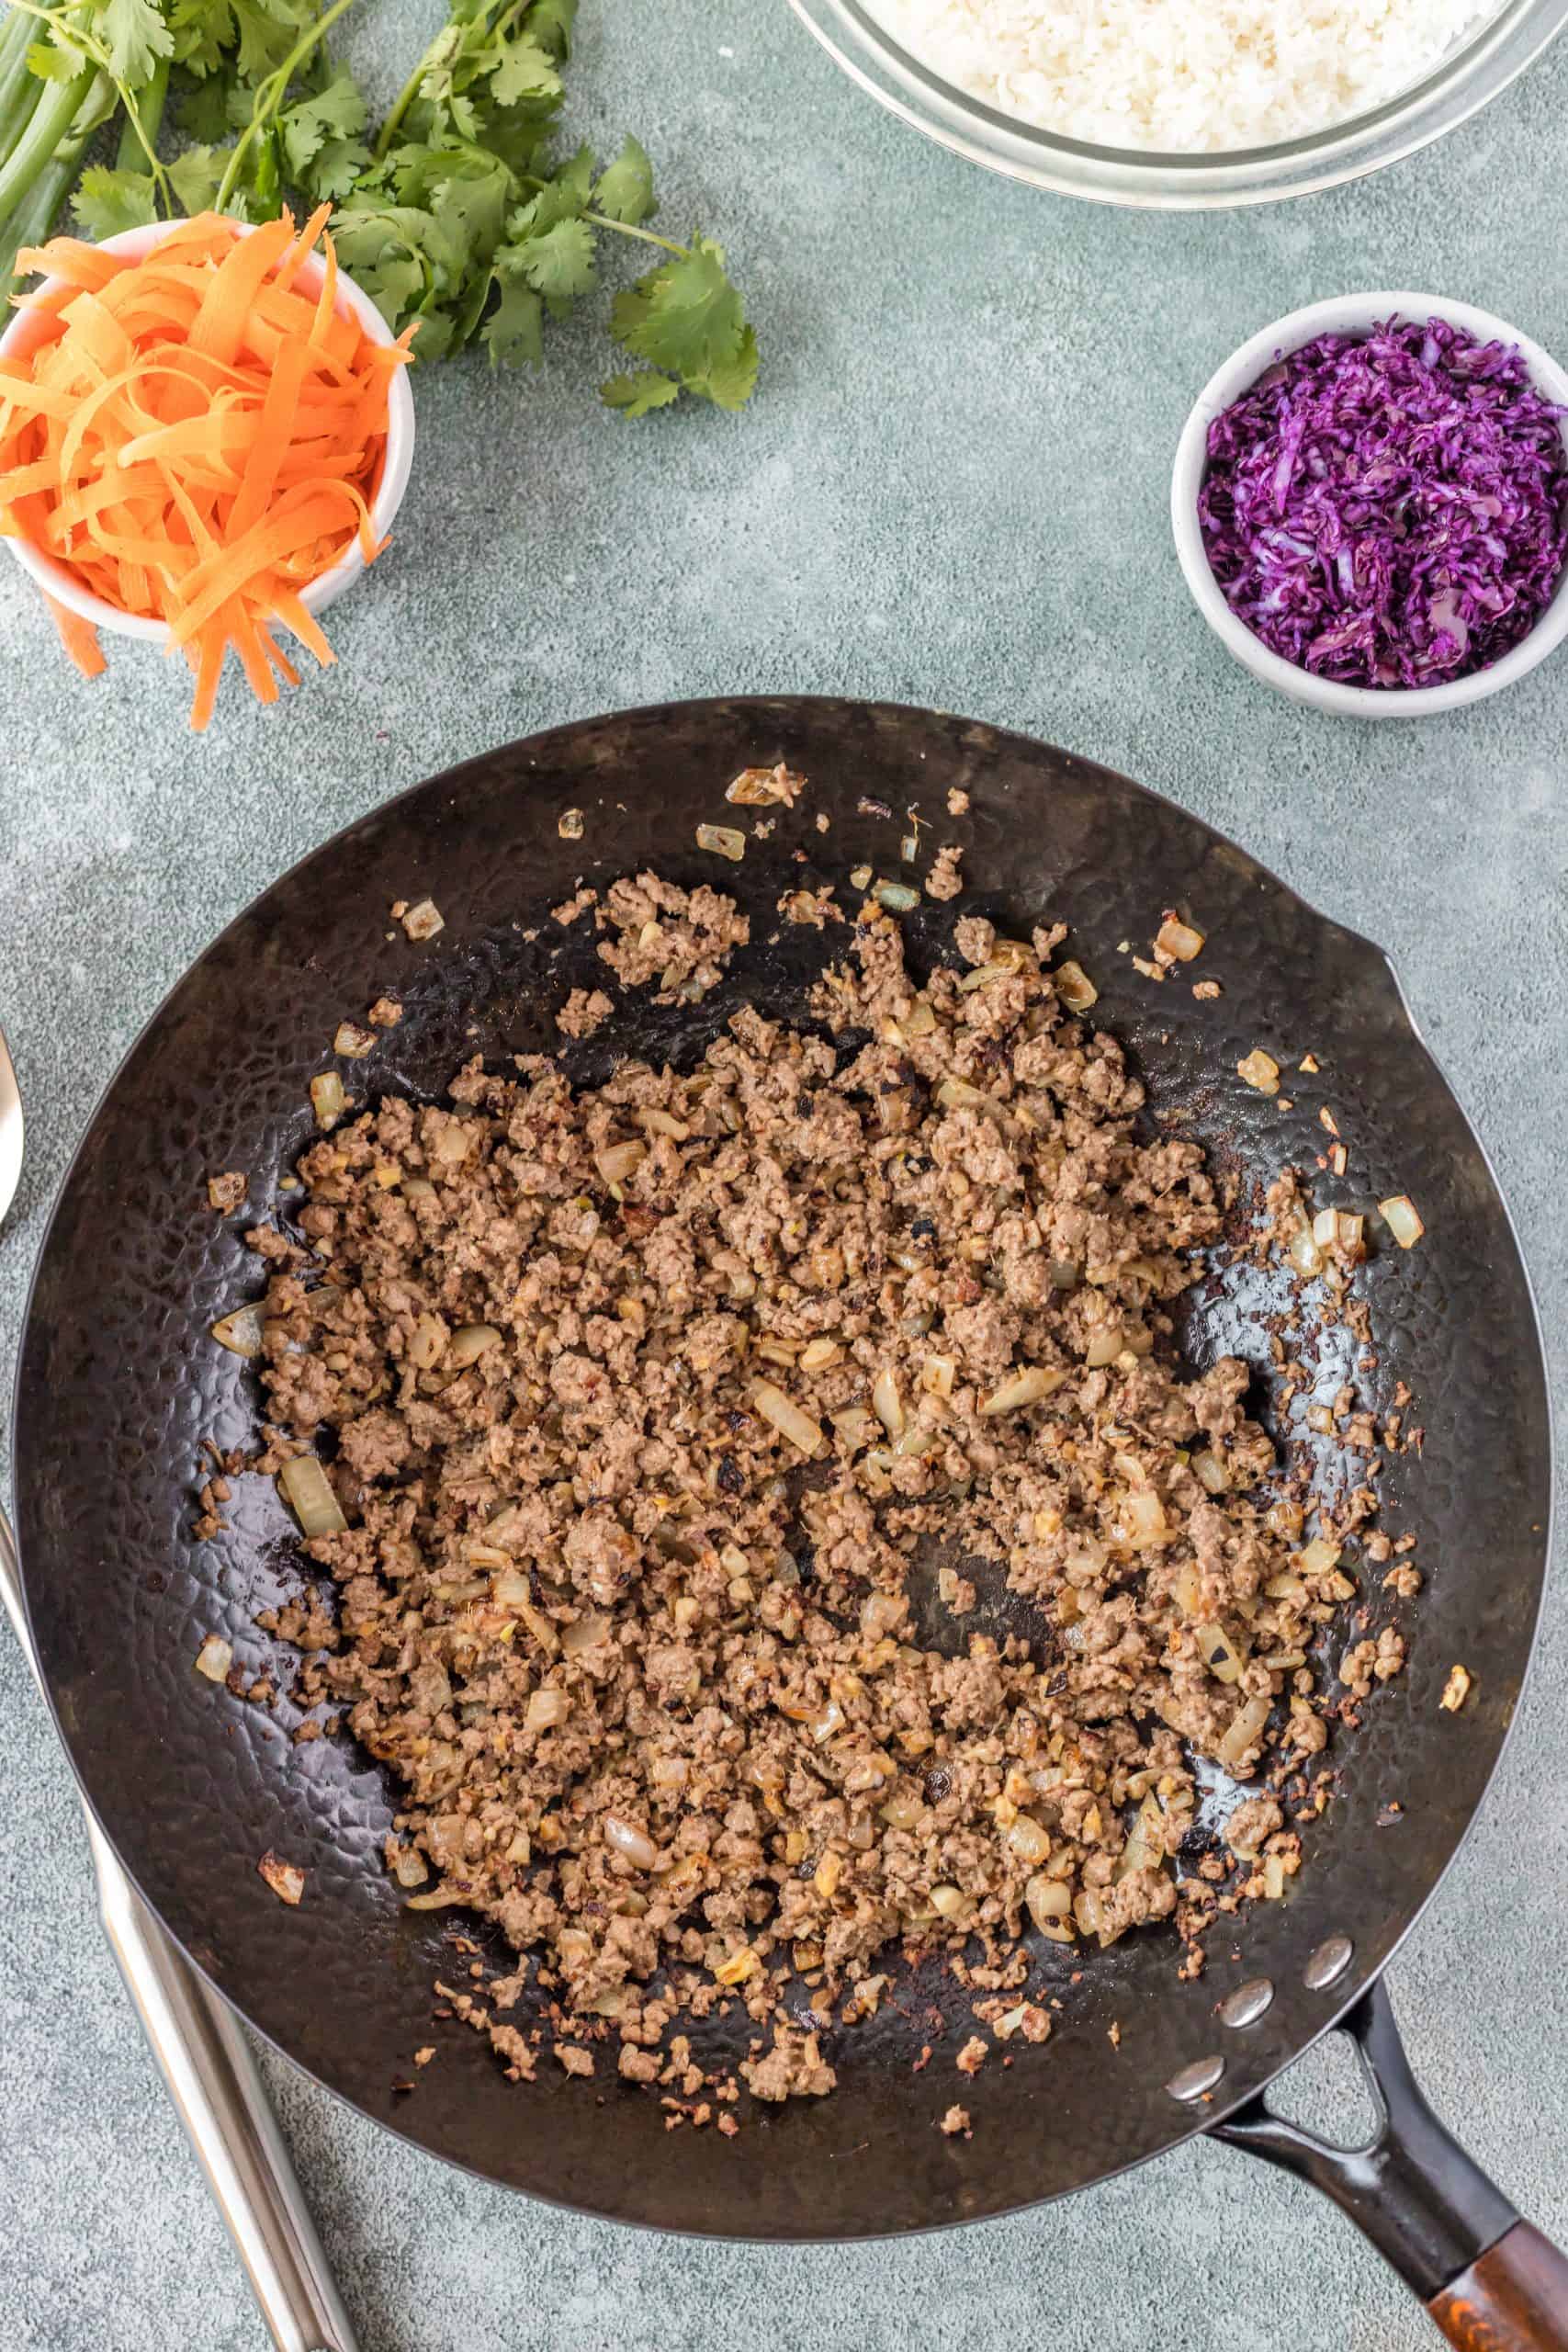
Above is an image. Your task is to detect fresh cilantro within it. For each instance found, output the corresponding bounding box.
[593,134,654,226]
[3,0,757,418]
[168,141,231,211]
[100,0,175,90]
[601,369,680,418]
[610,236,754,406]
[71,163,160,236]
[278,67,368,198]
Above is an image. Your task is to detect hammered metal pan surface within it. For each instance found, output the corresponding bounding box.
[13,698,1550,2235]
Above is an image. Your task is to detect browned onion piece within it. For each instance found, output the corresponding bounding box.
[278,1454,346,1538]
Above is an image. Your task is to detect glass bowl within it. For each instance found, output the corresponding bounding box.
[785,0,1568,207]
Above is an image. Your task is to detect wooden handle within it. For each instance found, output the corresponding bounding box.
[1431,2223,1568,2351]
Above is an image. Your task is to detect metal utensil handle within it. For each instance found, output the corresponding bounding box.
[1213,1975,1568,2348]
[0,1505,358,2352]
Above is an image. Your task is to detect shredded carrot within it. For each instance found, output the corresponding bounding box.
[0,209,409,729]
[45,592,107,677]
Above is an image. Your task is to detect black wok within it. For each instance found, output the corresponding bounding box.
[13,699,1563,2346]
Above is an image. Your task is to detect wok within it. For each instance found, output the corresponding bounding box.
[13,697,1563,2345]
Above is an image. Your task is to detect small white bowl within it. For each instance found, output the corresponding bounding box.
[0,218,415,642]
[1170,291,1568,719]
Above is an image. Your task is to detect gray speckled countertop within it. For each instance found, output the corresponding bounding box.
[2,4,1566,2346]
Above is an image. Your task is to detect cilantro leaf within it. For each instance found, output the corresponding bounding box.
[510,215,595,307]
[100,0,174,90]
[610,235,755,408]
[692,322,759,412]
[279,68,370,199]
[168,142,231,211]
[482,277,543,368]
[525,0,577,61]
[27,40,88,82]
[329,207,433,332]
[601,369,680,417]
[593,134,655,226]
[488,34,561,107]
[71,164,159,237]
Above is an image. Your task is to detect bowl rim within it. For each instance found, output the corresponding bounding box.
[0,216,415,644]
[785,0,1568,209]
[1168,290,1568,719]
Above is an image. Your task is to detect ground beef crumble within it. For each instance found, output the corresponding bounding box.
[238,881,1405,2110]
[595,872,749,1001]
[557,988,615,1041]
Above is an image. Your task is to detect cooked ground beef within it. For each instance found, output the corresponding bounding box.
[246,888,1394,2104]
[595,871,749,1001]
[557,988,615,1040]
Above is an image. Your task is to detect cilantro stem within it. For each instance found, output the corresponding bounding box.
[371,51,435,164]
[516,176,690,259]
[3,0,174,211]
[215,0,365,212]
[115,56,170,189]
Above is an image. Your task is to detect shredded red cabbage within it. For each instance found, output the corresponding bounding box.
[1199,317,1568,689]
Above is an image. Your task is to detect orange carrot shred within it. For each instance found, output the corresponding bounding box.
[0,209,407,729]
[44,593,106,678]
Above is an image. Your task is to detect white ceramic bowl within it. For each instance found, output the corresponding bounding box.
[0,218,415,642]
[1170,291,1568,718]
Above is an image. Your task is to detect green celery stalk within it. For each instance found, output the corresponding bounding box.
[0,58,94,224]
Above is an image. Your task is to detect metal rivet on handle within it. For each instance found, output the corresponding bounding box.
[1166,2053,1225,2103]
[1219,1977,1275,2029]
[1303,1934,1354,1991]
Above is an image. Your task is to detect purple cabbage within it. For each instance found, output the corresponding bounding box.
[1198,317,1568,689]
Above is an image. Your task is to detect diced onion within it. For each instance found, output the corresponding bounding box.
[604,1815,660,1870]
[799,1338,841,1373]
[1025,1872,1072,1928]
[861,1591,906,1639]
[595,1140,647,1189]
[278,1454,346,1538]
[650,1755,689,1789]
[935,1076,989,1113]
[1116,1487,1168,1549]
[1191,1450,1227,1495]
[1196,1619,1247,1684]
[448,1323,502,1367]
[980,1365,1067,1416]
[752,1380,824,1457]
[810,1700,845,1744]
[880,1786,922,1830]
[1084,1326,1123,1369]
[210,1303,265,1359]
[333,1022,376,1059]
[931,1884,974,1921]
[194,1634,232,1682]
[1218,1693,1272,1771]
[562,1611,611,1657]
[526,1688,570,1731]
[1052,961,1098,1012]
[1005,1814,1051,1865]
[872,1368,905,1437]
[258,1853,307,1906]
[392,1848,430,1887]
[409,1313,446,1369]
[1236,1049,1280,1096]
[1296,1535,1343,1575]
[1289,1226,1324,1279]
[873,880,920,912]
[921,1353,956,1398]
[402,1885,467,1910]
[1379,1194,1425,1249]
[1155,917,1204,963]
[309,1071,345,1129]
[695,823,745,861]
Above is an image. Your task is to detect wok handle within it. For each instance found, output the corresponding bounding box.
[1213,1975,1568,2348]
[0,1505,359,2352]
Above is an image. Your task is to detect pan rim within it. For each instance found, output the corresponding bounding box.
[9,693,1556,2241]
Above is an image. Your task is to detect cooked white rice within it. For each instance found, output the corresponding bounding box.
[864,0,1496,151]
